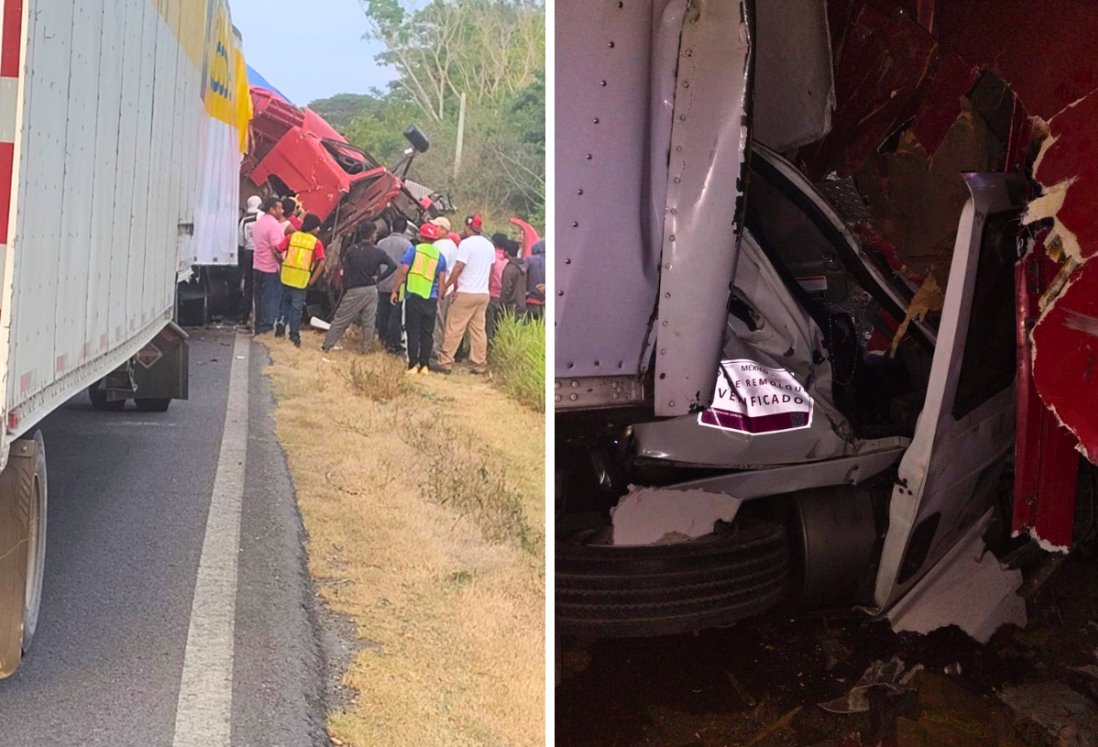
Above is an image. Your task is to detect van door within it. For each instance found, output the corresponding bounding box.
[874,174,1024,610]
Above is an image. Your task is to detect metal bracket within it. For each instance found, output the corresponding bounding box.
[555,376,645,410]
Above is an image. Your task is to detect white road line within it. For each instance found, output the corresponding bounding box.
[172,335,250,747]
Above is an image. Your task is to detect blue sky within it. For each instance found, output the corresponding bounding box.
[231,0,398,105]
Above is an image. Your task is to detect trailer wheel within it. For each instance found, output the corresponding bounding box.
[556,518,789,638]
[88,384,124,411]
[0,431,48,676]
[134,398,171,413]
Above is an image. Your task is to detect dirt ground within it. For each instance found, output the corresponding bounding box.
[557,552,1098,746]
[261,331,545,747]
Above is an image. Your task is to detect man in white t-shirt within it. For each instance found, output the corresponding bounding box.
[434,214,495,374]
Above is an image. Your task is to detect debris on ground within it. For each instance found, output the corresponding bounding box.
[999,682,1098,747]
[895,671,1025,746]
[818,656,921,714]
[558,552,1098,746]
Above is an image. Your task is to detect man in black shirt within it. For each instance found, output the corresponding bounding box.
[322,222,397,353]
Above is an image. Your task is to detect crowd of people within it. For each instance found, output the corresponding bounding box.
[238,196,546,374]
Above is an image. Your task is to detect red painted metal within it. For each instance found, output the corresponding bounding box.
[1026,89,1098,474]
[910,53,979,155]
[243,85,407,231]
[0,0,22,248]
[933,0,1098,121]
[0,141,13,245]
[815,0,1098,546]
[1013,245,1080,547]
[1,0,22,77]
[1032,257,1098,465]
[1029,93,1098,262]
[509,217,540,258]
[799,4,937,179]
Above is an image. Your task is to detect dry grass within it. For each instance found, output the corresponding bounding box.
[260,331,545,747]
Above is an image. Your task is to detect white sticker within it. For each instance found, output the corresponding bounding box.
[698,359,814,434]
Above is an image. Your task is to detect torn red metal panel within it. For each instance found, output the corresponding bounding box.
[910,53,979,154]
[1027,89,1098,468]
[799,5,938,179]
[805,6,936,177]
[854,111,1000,285]
[245,87,305,171]
[243,86,406,231]
[1027,92,1098,262]
[1013,246,1079,549]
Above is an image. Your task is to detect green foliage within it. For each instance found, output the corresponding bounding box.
[350,0,545,228]
[489,312,545,411]
[342,97,422,167]
[307,93,387,133]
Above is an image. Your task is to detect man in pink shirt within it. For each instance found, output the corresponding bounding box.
[487,232,509,341]
[251,196,286,334]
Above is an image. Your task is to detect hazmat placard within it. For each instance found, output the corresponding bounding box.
[135,343,163,369]
[698,359,814,434]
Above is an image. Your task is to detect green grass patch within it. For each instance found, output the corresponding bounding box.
[489,312,545,411]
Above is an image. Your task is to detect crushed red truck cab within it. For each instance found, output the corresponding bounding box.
[242,87,417,237]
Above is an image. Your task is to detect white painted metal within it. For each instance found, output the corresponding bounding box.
[0,0,247,470]
[555,1,672,383]
[753,0,835,152]
[874,175,1021,610]
[885,509,1026,643]
[556,0,752,414]
[652,0,752,415]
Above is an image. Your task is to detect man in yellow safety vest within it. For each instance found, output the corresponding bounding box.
[389,222,449,374]
[276,213,327,347]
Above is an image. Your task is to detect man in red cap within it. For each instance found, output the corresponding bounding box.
[435,214,495,374]
[389,222,449,374]
[428,217,458,356]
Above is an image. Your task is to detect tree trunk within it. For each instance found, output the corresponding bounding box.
[453,91,467,180]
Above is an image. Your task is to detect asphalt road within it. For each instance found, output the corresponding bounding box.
[0,329,327,746]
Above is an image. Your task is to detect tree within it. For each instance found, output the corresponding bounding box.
[335,0,545,227]
[359,0,544,121]
[307,93,387,132]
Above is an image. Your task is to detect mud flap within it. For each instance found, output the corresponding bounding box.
[131,322,189,401]
[0,437,42,676]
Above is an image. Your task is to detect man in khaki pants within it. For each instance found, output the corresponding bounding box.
[434,215,495,374]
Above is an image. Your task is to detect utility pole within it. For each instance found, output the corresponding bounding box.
[453,91,467,180]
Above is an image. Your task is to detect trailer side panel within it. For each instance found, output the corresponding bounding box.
[0,0,248,448]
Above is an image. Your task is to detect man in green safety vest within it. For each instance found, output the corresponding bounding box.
[276,212,327,347]
[389,222,449,374]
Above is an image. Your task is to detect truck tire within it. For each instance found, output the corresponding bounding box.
[88,384,124,411]
[557,518,789,638]
[134,398,171,413]
[0,432,47,676]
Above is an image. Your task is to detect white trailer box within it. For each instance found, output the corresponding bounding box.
[0,0,249,674]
